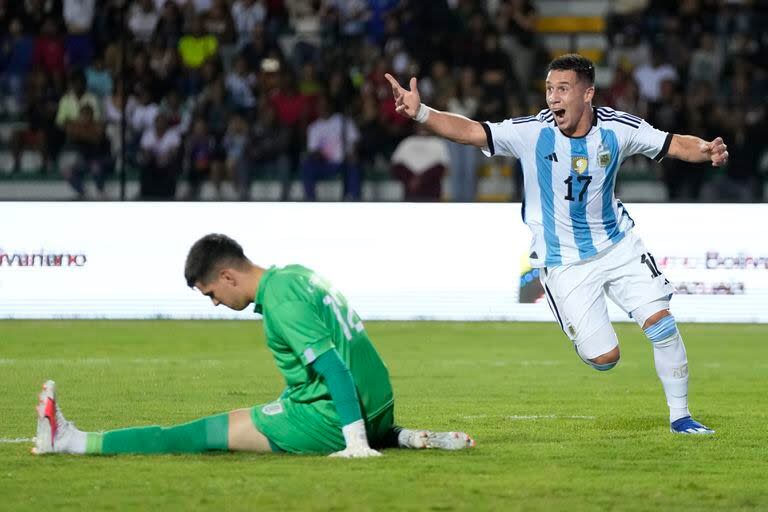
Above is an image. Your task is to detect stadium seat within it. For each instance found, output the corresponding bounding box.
[535,16,606,34]
[58,150,79,173]
[20,150,43,174]
[542,19,608,64]
[536,0,611,17]
[0,150,14,175]
[548,48,605,64]
[0,121,25,145]
[476,160,515,202]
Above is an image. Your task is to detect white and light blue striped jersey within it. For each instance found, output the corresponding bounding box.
[482,106,672,268]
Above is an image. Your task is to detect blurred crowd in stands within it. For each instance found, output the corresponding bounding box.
[0,0,765,201]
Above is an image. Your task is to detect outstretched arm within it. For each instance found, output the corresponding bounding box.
[668,135,729,167]
[384,73,488,147]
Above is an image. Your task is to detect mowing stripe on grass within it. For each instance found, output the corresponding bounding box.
[461,414,596,420]
[0,358,224,365]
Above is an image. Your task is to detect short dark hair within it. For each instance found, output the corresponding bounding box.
[184,233,248,287]
[547,54,595,84]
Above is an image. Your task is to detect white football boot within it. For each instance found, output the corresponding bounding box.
[32,380,79,455]
[399,429,475,450]
[425,431,476,450]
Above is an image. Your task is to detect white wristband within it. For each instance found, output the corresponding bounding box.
[342,419,370,449]
[415,103,431,123]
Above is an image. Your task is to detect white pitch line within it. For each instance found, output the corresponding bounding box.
[507,415,596,420]
[460,414,596,421]
[0,437,34,444]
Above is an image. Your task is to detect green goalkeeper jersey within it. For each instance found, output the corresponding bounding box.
[254,265,394,420]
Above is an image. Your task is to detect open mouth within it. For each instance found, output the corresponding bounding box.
[553,109,566,121]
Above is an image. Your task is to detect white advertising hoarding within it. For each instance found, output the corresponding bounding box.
[1,202,767,322]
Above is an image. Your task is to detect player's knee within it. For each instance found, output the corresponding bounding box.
[631,298,672,330]
[573,324,620,371]
[587,346,620,371]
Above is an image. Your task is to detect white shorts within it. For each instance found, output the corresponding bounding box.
[539,231,675,359]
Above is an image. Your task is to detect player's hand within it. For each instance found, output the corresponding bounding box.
[329,446,382,458]
[700,137,729,167]
[384,73,421,120]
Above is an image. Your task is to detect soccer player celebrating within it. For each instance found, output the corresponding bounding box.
[33,234,474,456]
[386,54,728,435]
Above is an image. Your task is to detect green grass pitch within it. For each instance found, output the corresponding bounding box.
[1,320,767,511]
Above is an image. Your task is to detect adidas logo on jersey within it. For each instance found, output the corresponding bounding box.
[545,153,558,162]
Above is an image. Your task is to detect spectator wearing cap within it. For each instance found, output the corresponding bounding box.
[241,23,279,73]
[249,97,292,200]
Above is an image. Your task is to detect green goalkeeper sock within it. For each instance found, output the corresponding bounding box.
[86,413,229,455]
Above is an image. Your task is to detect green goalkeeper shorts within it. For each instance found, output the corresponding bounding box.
[250,398,394,454]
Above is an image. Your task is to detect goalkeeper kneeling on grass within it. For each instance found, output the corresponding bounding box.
[33,233,474,458]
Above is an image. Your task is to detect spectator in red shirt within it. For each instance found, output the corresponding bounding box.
[32,17,66,89]
[269,70,315,183]
[270,71,314,126]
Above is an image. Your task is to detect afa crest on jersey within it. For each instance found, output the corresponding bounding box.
[572,157,588,174]
[598,145,612,168]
